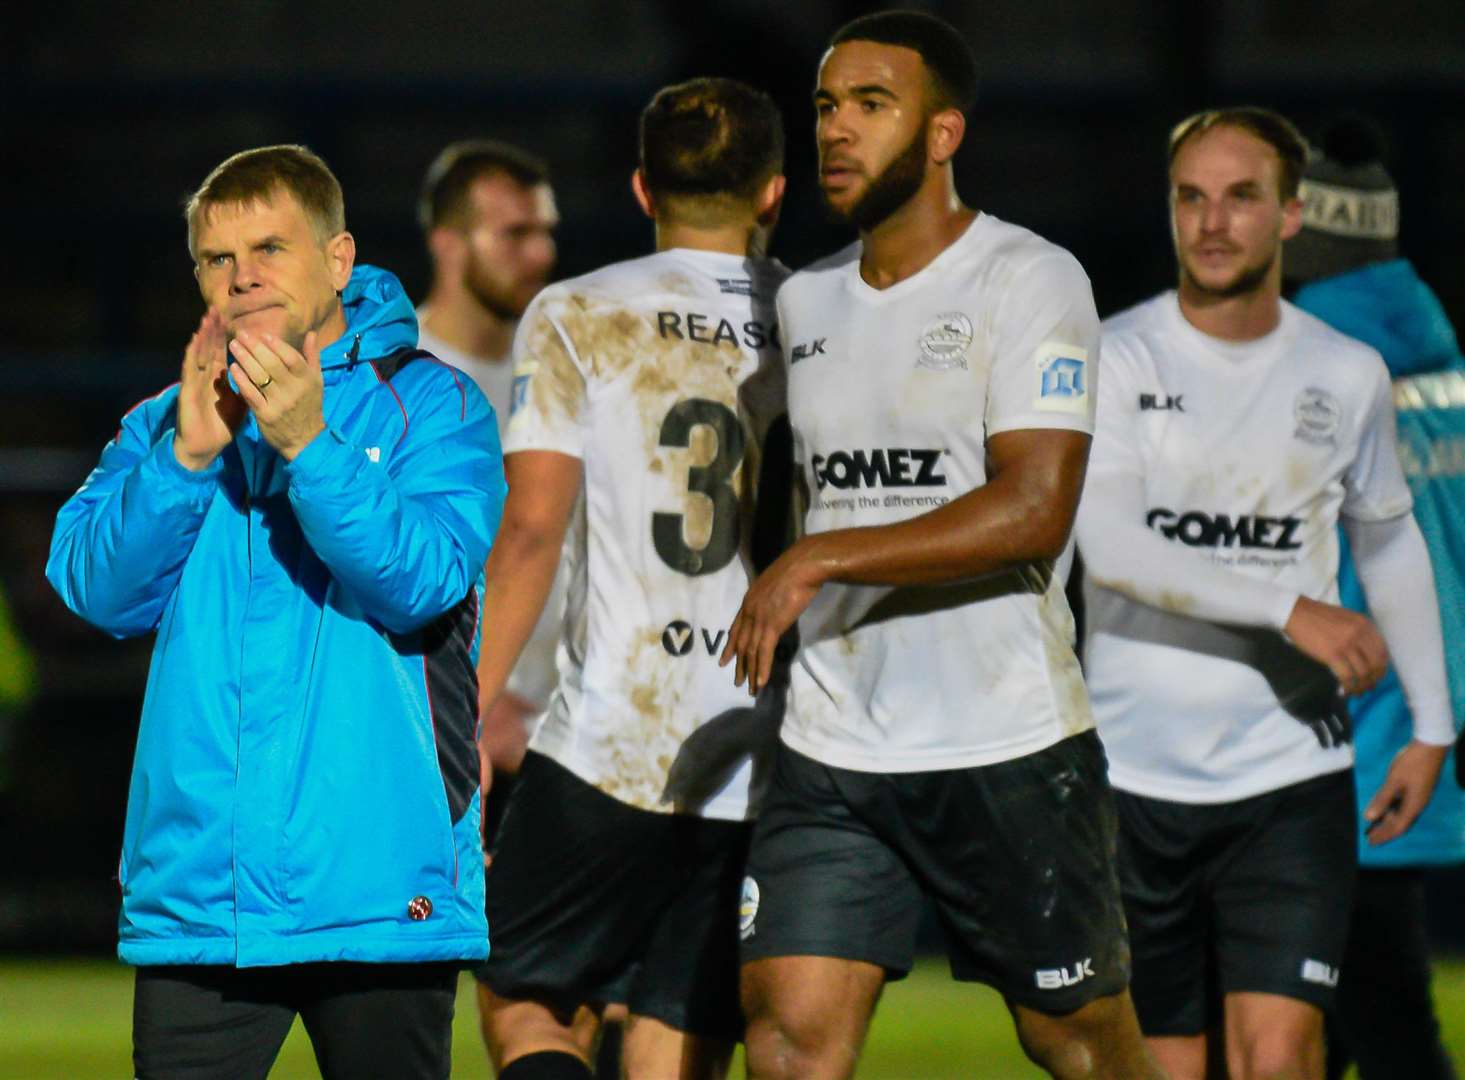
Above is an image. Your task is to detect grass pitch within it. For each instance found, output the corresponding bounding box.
[2,955,1462,1077]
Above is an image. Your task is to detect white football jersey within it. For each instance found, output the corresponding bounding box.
[417,318,562,708]
[778,213,1100,773]
[1081,292,1412,802]
[504,248,790,820]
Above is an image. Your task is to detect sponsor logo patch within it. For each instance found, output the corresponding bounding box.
[917,312,973,371]
[1146,508,1304,550]
[661,620,728,657]
[510,374,531,416]
[740,876,760,940]
[811,448,947,491]
[1034,343,1089,414]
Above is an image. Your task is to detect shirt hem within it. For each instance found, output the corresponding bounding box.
[1107,755,1352,804]
[778,723,1086,774]
[530,744,754,823]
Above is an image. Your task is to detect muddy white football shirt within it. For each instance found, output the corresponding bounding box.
[778,213,1100,772]
[503,249,789,820]
[1081,292,1412,802]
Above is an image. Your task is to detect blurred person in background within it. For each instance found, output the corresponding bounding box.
[1285,115,1465,1080]
[1076,107,1452,1080]
[416,140,563,838]
[471,77,790,1080]
[47,144,504,1080]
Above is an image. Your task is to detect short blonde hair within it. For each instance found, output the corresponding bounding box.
[1168,107,1308,201]
[185,144,345,256]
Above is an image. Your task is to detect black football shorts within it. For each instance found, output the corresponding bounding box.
[740,731,1131,1015]
[476,750,750,1041]
[1114,768,1356,1035]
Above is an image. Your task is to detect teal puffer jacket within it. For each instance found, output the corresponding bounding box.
[1296,259,1465,867]
[48,265,505,964]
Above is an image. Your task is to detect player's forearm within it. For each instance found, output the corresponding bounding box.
[1076,473,1299,629]
[794,469,1076,589]
[476,517,565,709]
[1347,513,1455,745]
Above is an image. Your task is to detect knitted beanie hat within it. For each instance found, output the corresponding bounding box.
[1285,115,1399,283]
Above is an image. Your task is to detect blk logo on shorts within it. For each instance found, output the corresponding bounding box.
[1035,957,1094,990]
[1301,959,1339,987]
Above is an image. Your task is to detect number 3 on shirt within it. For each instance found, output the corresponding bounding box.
[652,398,744,577]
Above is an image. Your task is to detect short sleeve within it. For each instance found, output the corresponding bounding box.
[1342,354,1413,522]
[503,290,589,459]
[985,250,1101,437]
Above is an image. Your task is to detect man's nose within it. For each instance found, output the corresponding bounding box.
[819,104,855,148]
[529,234,557,274]
[230,254,262,294]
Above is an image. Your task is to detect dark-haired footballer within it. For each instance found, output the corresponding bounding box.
[471,77,791,1080]
[720,12,1160,1080]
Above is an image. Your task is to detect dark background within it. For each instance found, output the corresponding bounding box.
[3,0,1464,950]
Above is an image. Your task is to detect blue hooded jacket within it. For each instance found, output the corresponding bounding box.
[1294,259,1465,867]
[48,265,506,965]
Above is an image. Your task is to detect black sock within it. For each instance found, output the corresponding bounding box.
[499,1049,594,1080]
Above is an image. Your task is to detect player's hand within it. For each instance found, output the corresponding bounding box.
[480,691,536,774]
[720,541,823,697]
[174,309,246,470]
[477,691,537,864]
[1363,739,1449,845]
[228,328,326,460]
[1283,596,1389,696]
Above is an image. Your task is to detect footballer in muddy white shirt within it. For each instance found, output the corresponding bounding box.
[471,79,791,1076]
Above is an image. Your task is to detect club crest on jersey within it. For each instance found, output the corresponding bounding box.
[1033,343,1090,414]
[917,312,973,370]
[1293,386,1340,446]
[739,876,760,940]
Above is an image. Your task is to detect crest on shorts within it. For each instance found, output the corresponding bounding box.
[739,876,760,940]
[1293,386,1340,446]
[917,312,973,371]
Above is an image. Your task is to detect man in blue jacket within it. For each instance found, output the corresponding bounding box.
[47,144,505,1080]
[1286,117,1465,1080]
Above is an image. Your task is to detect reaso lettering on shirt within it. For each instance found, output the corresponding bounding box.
[656,310,781,351]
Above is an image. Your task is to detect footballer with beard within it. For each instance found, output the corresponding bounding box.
[720,11,1161,1080]
[415,141,565,843]
[1073,109,1450,1080]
